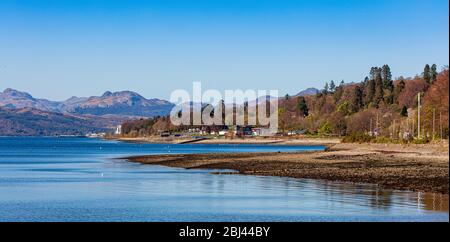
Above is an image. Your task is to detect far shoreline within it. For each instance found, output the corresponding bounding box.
[113,136,341,147]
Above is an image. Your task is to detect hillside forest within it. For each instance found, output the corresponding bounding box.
[121,65,449,143]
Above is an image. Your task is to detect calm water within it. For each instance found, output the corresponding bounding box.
[0,137,448,222]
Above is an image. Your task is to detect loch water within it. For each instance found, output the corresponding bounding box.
[0,137,447,222]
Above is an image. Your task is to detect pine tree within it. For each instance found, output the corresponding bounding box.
[350,85,364,113]
[374,72,384,106]
[400,106,408,117]
[323,82,329,95]
[366,78,376,105]
[369,67,380,80]
[381,65,393,89]
[430,64,438,84]
[296,96,309,117]
[363,76,369,86]
[423,64,431,84]
[329,80,336,93]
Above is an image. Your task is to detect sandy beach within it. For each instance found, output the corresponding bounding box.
[125,140,449,194]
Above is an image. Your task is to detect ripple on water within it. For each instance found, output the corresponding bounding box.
[0,137,448,222]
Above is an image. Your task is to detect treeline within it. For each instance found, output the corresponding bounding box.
[279,65,448,141]
[121,65,449,142]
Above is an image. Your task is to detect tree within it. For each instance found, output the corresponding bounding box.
[374,72,384,106]
[350,85,364,113]
[423,69,449,138]
[366,78,376,105]
[333,80,345,103]
[370,67,381,80]
[400,106,408,117]
[381,65,393,89]
[330,112,347,136]
[431,64,438,84]
[318,122,332,135]
[296,96,309,117]
[323,82,329,95]
[381,65,394,104]
[362,76,369,87]
[423,64,431,84]
[285,94,290,101]
[329,80,336,93]
[394,78,406,104]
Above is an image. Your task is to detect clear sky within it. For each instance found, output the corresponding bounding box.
[0,0,448,101]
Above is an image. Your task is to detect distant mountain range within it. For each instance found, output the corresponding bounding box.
[0,88,174,117]
[0,87,318,136]
[0,88,174,136]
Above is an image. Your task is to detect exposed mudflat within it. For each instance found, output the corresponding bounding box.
[125,142,449,194]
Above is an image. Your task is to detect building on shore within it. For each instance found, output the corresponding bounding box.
[115,125,122,135]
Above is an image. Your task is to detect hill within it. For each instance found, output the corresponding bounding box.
[0,107,110,136]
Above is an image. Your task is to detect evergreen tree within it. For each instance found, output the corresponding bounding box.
[285,94,290,101]
[366,78,376,105]
[400,106,408,117]
[381,65,393,89]
[363,76,369,86]
[430,64,438,84]
[323,82,329,95]
[350,85,364,113]
[374,72,384,106]
[423,64,431,84]
[369,67,381,80]
[296,96,309,117]
[329,80,336,93]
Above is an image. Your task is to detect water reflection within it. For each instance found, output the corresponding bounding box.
[420,193,449,212]
[0,137,448,222]
[321,180,448,213]
[242,175,448,214]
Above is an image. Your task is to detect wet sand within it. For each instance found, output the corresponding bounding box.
[125,142,449,194]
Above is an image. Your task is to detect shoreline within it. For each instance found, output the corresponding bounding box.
[124,142,449,194]
[114,136,342,146]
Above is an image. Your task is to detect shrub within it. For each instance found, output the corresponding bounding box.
[342,133,374,143]
[318,122,333,135]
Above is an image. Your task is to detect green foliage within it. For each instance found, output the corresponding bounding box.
[382,64,393,90]
[430,64,438,83]
[366,78,376,105]
[342,133,374,143]
[337,101,350,115]
[412,137,431,144]
[423,64,431,84]
[296,96,309,117]
[318,122,332,135]
[374,71,384,106]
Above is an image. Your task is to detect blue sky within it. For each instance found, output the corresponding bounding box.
[0,0,448,101]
